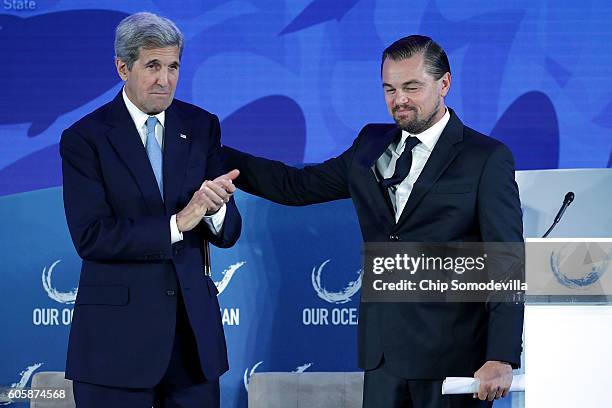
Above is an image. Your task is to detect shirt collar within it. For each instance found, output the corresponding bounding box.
[398,108,450,153]
[122,87,165,131]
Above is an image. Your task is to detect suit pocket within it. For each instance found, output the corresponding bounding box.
[430,183,473,194]
[75,285,129,306]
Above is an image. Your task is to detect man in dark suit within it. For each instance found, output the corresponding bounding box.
[223,35,523,407]
[60,12,240,407]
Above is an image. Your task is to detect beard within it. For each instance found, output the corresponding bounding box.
[393,100,441,134]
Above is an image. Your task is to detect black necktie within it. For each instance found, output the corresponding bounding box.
[380,136,421,189]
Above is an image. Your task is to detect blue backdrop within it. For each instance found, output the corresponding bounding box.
[2,0,612,407]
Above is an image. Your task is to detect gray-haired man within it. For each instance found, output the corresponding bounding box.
[60,12,241,407]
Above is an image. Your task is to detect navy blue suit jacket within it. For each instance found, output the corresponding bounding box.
[60,92,241,387]
[223,109,523,378]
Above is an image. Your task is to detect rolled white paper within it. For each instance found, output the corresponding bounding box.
[442,374,525,394]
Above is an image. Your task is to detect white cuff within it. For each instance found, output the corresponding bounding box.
[170,214,184,244]
[202,203,226,236]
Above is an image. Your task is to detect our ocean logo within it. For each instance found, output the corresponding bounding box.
[243,361,313,392]
[214,261,245,295]
[303,259,360,326]
[215,261,245,326]
[34,260,76,326]
[311,259,361,304]
[551,243,611,289]
[42,260,77,304]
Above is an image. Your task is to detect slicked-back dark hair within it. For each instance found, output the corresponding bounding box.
[381,35,450,80]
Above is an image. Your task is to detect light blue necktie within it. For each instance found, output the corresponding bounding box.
[145,116,163,199]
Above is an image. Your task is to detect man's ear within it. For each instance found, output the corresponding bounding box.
[116,58,129,81]
[439,72,451,98]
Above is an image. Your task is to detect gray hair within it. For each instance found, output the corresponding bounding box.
[114,12,184,70]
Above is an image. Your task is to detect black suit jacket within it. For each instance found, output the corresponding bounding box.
[60,92,241,387]
[223,109,523,378]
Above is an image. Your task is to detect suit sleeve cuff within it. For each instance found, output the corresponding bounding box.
[202,203,226,236]
[170,214,184,244]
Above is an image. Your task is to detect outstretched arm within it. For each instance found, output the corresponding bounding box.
[222,137,360,206]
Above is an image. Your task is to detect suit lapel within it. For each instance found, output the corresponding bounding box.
[354,126,399,226]
[162,105,189,215]
[395,111,464,227]
[105,93,165,214]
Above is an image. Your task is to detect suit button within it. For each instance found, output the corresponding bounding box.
[166,290,176,296]
[389,235,400,241]
[173,243,183,255]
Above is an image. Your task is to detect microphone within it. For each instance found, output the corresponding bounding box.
[542,192,575,238]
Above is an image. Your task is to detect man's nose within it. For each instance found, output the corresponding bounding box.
[395,90,410,105]
[156,69,169,87]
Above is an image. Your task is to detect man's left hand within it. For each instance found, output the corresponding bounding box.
[473,360,513,401]
[200,169,239,215]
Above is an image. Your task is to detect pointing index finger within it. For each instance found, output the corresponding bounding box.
[215,169,239,182]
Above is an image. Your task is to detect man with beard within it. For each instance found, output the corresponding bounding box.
[223,35,523,408]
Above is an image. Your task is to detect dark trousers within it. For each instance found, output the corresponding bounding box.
[363,358,494,408]
[73,295,219,408]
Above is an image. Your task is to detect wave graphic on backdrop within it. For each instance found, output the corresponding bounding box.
[42,260,77,305]
[243,361,313,392]
[0,363,43,405]
[0,96,306,197]
[0,10,126,137]
[491,91,560,170]
[214,261,245,295]
[180,6,300,102]
[279,0,359,35]
[221,96,307,163]
[311,259,361,304]
[420,1,524,130]
[0,144,62,197]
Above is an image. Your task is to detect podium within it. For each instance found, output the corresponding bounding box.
[524,237,612,408]
[525,303,612,407]
[516,169,612,408]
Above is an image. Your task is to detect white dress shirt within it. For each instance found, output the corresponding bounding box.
[122,89,226,243]
[375,108,451,222]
